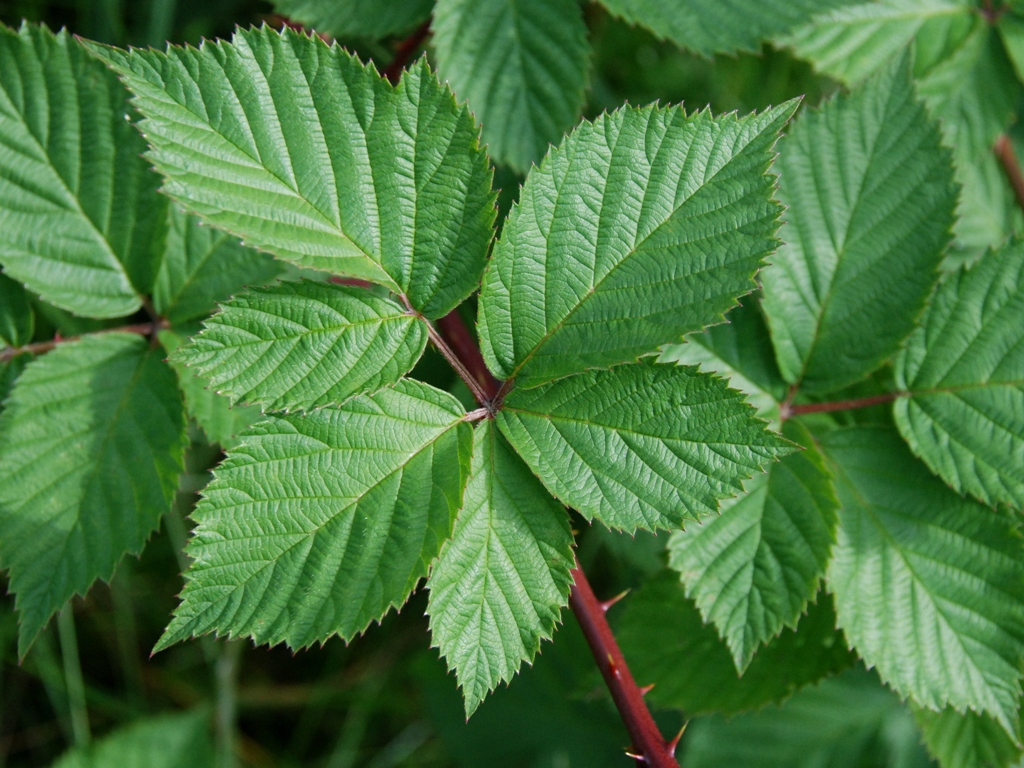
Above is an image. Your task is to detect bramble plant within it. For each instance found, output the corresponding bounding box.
[1,2,1024,767]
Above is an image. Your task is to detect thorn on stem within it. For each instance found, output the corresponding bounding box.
[639,683,655,697]
[600,589,629,613]
[625,751,646,762]
[667,724,687,757]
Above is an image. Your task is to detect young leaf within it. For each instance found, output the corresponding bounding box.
[658,297,787,423]
[0,334,185,657]
[760,54,957,393]
[271,0,432,39]
[172,281,428,412]
[914,705,1023,768]
[614,573,856,716]
[0,24,162,319]
[496,361,794,532]
[478,100,798,387]
[0,270,33,348]
[153,207,283,324]
[821,426,1024,735]
[426,421,575,717]
[432,0,590,173]
[894,239,1024,509]
[51,709,213,768]
[156,379,473,651]
[159,330,262,449]
[667,421,839,672]
[88,27,496,319]
[597,0,855,56]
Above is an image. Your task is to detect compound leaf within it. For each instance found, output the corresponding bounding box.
[667,420,838,672]
[496,361,794,532]
[271,0,432,39]
[821,426,1024,735]
[479,100,798,387]
[156,378,473,651]
[52,709,213,768]
[0,270,33,348]
[427,421,574,717]
[172,281,428,412]
[433,0,590,173]
[894,239,1024,509]
[658,297,786,423]
[88,27,495,319]
[615,573,856,716]
[153,206,283,324]
[597,0,856,56]
[761,55,956,393]
[914,705,1023,768]
[0,24,162,319]
[0,334,185,657]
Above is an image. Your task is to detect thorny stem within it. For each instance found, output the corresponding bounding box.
[570,559,681,768]
[381,20,432,84]
[995,134,1024,216]
[783,391,904,418]
[0,320,168,362]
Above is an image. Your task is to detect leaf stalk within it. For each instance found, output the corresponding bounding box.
[0,320,168,363]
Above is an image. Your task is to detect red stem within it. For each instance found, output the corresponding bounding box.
[995,134,1024,216]
[570,560,681,768]
[0,320,167,363]
[785,391,903,417]
[381,20,432,84]
[436,311,502,401]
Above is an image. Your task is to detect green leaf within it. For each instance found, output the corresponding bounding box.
[156,378,473,651]
[153,207,283,325]
[667,420,839,672]
[271,0,432,39]
[432,0,590,173]
[821,426,1024,735]
[0,334,185,657]
[0,354,29,414]
[87,27,496,319]
[615,573,856,715]
[0,24,162,319]
[159,330,261,449]
[658,297,787,423]
[496,361,794,532]
[894,239,1024,509]
[761,55,957,393]
[172,281,428,412]
[478,100,798,386]
[51,709,214,768]
[681,669,932,768]
[426,421,574,717]
[914,705,1023,768]
[0,270,33,347]
[597,0,856,56]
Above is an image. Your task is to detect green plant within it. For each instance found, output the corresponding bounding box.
[1,2,1024,767]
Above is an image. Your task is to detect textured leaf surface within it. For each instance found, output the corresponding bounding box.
[496,361,794,532]
[821,427,1024,734]
[667,421,838,671]
[89,27,495,318]
[658,297,786,423]
[153,207,283,324]
[479,101,797,386]
[427,421,574,716]
[173,281,427,412]
[0,24,161,318]
[615,573,855,715]
[433,0,589,172]
[157,379,473,650]
[52,709,213,768]
[894,240,1024,508]
[598,0,855,56]
[682,669,932,768]
[271,0,432,38]
[0,270,33,347]
[914,706,1023,768]
[160,331,261,448]
[761,56,956,392]
[0,334,185,657]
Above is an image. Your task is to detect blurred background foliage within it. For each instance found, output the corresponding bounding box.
[0,1,942,767]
